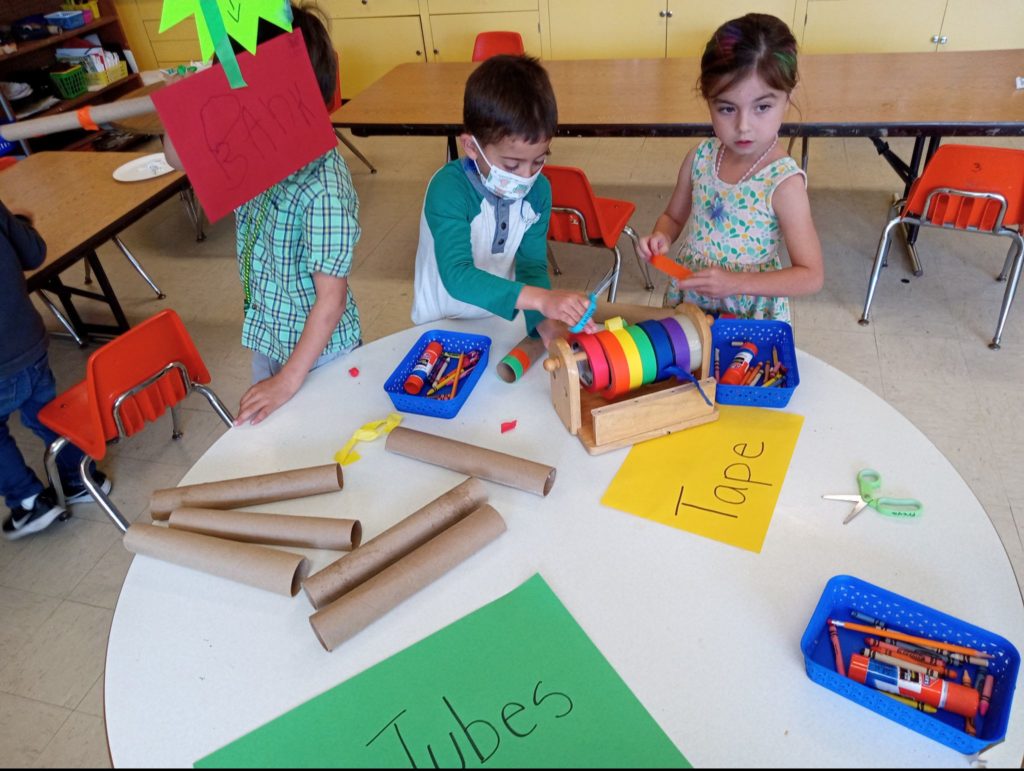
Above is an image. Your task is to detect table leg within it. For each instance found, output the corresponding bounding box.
[35,290,88,347]
[180,187,206,242]
[86,251,131,334]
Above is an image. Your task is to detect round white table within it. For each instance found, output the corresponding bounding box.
[105,316,1024,768]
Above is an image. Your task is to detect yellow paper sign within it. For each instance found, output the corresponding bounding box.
[601,405,804,553]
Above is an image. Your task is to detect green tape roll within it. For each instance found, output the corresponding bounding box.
[624,324,659,385]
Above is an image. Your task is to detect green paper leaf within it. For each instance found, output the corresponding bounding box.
[160,0,292,60]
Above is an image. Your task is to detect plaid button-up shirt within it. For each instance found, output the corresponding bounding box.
[235,148,361,365]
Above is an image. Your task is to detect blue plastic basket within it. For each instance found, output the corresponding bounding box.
[383,330,490,419]
[801,575,1019,754]
[711,319,799,408]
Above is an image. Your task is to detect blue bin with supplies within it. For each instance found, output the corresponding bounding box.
[383,330,490,419]
[711,318,799,408]
[801,574,1019,754]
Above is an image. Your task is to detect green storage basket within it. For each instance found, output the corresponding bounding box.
[50,65,87,100]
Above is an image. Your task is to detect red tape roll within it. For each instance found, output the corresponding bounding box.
[569,332,610,392]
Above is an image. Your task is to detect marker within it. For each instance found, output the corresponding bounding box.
[882,692,937,713]
[980,672,994,716]
[832,619,991,659]
[829,621,846,676]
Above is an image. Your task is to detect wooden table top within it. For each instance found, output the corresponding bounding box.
[0,151,187,277]
[333,49,1024,138]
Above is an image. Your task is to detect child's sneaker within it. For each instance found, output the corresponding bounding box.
[63,471,113,505]
[2,489,66,541]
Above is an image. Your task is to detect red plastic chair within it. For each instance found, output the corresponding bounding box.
[329,50,376,174]
[38,309,233,531]
[860,144,1024,349]
[472,31,525,61]
[542,164,653,301]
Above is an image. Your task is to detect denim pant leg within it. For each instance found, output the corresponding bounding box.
[0,362,46,509]
[18,355,88,490]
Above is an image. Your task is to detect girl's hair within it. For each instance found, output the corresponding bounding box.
[698,13,798,100]
[463,55,558,146]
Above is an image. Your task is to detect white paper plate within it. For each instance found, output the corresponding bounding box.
[112,153,175,182]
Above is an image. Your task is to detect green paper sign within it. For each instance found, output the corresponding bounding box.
[196,575,689,768]
[160,0,292,60]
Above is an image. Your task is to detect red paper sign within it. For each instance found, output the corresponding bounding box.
[152,29,337,222]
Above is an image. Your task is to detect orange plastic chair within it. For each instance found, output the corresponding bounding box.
[472,31,525,61]
[542,164,653,302]
[329,50,376,174]
[38,309,233,531]
[860,144,1024,349]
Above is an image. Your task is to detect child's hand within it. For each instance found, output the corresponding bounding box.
[235,372,302,426]
[538,289,593,328]
[677,266,739,299]
[637,232,671,260]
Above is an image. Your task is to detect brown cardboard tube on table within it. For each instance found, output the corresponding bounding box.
[0,96,156,141]
[167,508,361,551]
[122,523,310,596]
[150,463,344,520]
[302,477,487,609]
[309,504,507,651]
[385,427,556,497]
[495,335,547,382]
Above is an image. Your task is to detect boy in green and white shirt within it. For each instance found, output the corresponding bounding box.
[411,55,595,346]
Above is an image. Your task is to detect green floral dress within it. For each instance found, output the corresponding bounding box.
[664,138,805,321]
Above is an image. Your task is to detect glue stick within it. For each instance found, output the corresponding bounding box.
[718,341,758,385]
[848,653,979,718]
[404,341,443,394]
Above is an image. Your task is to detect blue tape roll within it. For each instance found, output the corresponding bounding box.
[637,320,676,381]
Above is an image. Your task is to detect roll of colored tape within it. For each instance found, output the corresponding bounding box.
[569,332,610,392]
[659,316,692,375]
[595,330,631,400]
[608,327,644,391]
[636,319,676,381]
[624,324,658,385]
[674,313,703,371]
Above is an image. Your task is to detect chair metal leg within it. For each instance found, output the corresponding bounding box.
[607,246,623,302]
[180,187,206,242]
[113,236,165,299]
[35,290,87,347]
[335,129,377,174]
[860,218,901,326]
[192,384,236,427]
[80,454,129,533]
[171,405,183,440]
[623,225,654,291]
[997,238,1017,282]
[547,243,562,275]
[44,436,71,509]
[990,233,1024,350]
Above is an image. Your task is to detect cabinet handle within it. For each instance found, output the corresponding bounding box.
[361,0,368,4]
[433,48,439,55]
[666,10,673,17]
[938,35,948,44]
[659,9,666,17]
[930,34,940,43]
[416,50,422,57]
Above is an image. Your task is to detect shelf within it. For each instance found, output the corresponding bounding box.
[0,17,120,65]
[31,71,141,120]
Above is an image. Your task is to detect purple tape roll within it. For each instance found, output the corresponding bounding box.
[658,316,691,375]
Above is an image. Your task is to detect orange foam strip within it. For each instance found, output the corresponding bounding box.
[649,253,693,282]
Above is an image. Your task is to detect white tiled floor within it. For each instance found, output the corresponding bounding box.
[2,132,1023,766]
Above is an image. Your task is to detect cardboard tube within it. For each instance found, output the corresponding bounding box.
[309,504,506,651]
[385,427,556,497]
[150,464,344,520]
[168,508,361,551]
[0,96,156,141]
[122,523,309,597]
[495,335,547,382]
[302,478,488,609]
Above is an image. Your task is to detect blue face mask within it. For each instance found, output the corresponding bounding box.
[472,137,542,200]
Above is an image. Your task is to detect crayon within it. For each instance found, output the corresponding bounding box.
[829,621,846,676]
[832,619,991,658]
[714,348,720,380]
[427,357,478,397]
[448,353,466,399]
[772,346,780,370]
[980,672,994,717]
[866,638,952,676]
[963,670,976,735]
[882,692,938,713]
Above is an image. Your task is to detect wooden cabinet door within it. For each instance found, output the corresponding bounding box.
[666,1,799,58]
[319,0,421,18]
[547,0,666,60]
[427,11,541,61]
[332,15,427,96]
[939,0,1024,51]
[800,0,947,53]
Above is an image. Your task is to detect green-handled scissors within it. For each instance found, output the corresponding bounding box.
[823,469,924,524]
